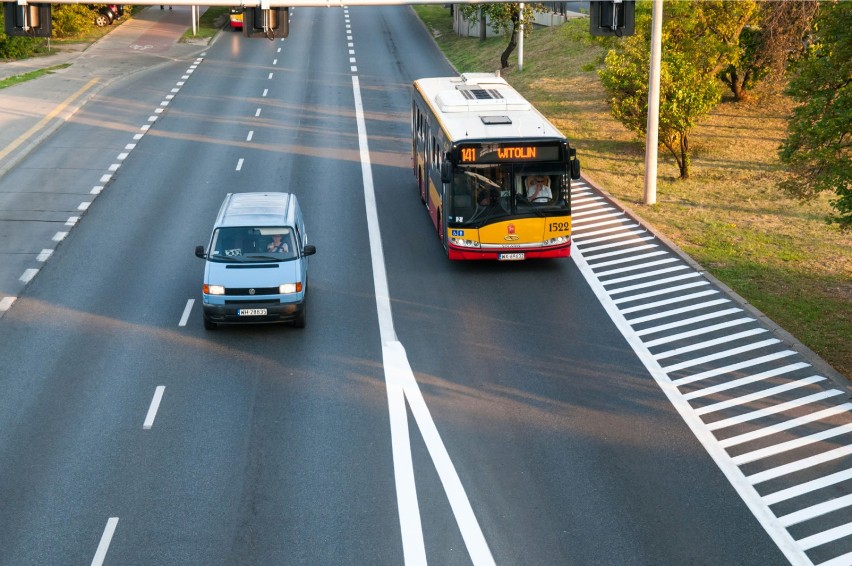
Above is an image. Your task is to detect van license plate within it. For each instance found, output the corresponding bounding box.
[238,308,267,316]
[499,253,525,261]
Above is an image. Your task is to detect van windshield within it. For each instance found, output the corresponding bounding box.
[208,226,297,262]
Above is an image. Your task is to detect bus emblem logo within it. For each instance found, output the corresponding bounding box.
[507,224,515,234]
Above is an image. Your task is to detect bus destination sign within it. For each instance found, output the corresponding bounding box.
[458,143,561,164]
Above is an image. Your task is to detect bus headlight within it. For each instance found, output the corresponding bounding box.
[542,236,570,247]
[450,238,481,248]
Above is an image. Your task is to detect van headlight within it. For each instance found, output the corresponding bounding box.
[204,284,225,295]
[279,282,303,294]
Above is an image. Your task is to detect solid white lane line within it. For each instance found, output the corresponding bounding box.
[578,235,655,253]
[653,327,765,359]
[696,376,826,416]
[721,404,852,449]
[733,422,852,465]
[622,289,720,315]
[764,468,852,505]
[706,390,842,432]
[236,158,244,171]
[595,257,680,277]
[90,517,118,566]
[352,74,493,566]
[643,317,753,346]
[588,250,666,268]
[660,338,781,373]
[574,224,640,242]
[143,386,165,430]
[613,281,710,305]
[779,493,852,527]
[571,246,809,565]
[749,445,852,487]
[673,350,797,387]
[797,519,852,551]
[353,74,424,565]
[572,211,626,225]
[179,299,194,327]
[686,362,811,402]
[634,307,743,337]
[601,265,690,286]
[628,298,731,325]
[577,229,648,246]
[572,206,618,218]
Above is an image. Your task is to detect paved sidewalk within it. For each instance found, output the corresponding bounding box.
[0,6,212,178]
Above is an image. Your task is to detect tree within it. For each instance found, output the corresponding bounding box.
[459,3,543,69]
[719,0,820,101]
[779,1,852,230]
[599,1,756,179]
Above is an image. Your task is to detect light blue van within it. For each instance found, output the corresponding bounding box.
[195,192,316,329]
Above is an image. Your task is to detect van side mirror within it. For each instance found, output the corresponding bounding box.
[303,244,317,257]
[441,160,453,184]
[195,245,206,259]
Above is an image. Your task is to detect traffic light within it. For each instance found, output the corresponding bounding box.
[243,7,289,40]
[3,2,52,37]
[589,0,635,37]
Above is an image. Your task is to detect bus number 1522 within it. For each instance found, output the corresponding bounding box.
[548,222,570,232]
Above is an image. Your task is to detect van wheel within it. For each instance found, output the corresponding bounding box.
[293,296,307,328]
[203,315,217,330]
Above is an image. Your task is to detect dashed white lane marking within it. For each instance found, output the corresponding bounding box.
[262,88,268,97]
[19,269,38,283]
[246,130,254,142]
[179,299,194,327]
[90,517,118,566]
[0,297,16,311]
[255,108,262,117]
[66,217,79,226]
[236,158,244,171]
[52,232,67,242]
[267,72,273,79]
[91,185,103,195]
[78,202,91,211]
[36,249,53,262]
[143,386,166,430]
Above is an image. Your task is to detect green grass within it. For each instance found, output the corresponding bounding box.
[413,7,852,380]
[0,63,72,89]
[180,7,229,42]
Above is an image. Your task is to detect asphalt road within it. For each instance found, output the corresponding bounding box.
[0,6,843,565]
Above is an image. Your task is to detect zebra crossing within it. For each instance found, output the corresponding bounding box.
[570,181,852,566]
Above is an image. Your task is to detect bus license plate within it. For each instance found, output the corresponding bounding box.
[238,308,267,316]
[499,253,525,261]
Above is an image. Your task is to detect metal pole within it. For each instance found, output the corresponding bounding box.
[518,3,524,71]
[192,5,197,35]
[643,0,662,205]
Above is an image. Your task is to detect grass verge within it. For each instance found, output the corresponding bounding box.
[0,63,72,89]
[180,7,230,42]
[413,6,851,380]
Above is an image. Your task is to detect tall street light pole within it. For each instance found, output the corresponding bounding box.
[643,0,662,205]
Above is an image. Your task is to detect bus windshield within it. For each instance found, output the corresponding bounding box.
[447,164,569,227]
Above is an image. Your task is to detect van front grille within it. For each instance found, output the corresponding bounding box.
[225,287,280,296]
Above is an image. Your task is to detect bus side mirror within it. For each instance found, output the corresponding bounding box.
[441,160,453,184]
[571,159,581,180]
